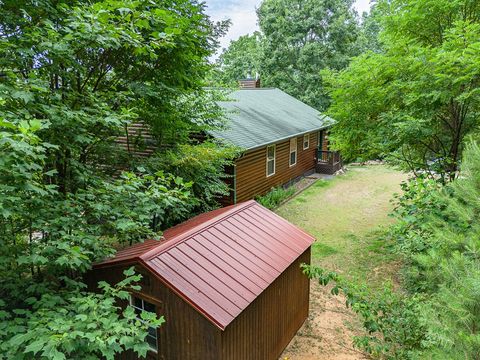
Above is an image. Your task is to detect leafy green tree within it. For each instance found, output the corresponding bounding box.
[0,267,165,360]
[303,265,426,359]
[257,0,360,110]
[0,119,194,359]
[326,0,480,180]
[393,141,480,358]
[0,0,226,358]
[215,32,263,86]
[355,5,382,54]
[0,0,227,191]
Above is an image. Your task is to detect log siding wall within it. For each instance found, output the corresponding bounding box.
[234,131,326,203]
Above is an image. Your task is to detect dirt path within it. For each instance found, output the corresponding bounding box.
[281,281,368,360]
[277,165,407,360]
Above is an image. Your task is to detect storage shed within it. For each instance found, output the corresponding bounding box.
[88,200,315,360]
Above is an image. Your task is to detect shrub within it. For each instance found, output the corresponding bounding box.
[256,186,296,209]
[146,141,239,213]
[302,266,426,359]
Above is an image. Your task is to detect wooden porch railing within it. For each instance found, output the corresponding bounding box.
[316,150,343,174]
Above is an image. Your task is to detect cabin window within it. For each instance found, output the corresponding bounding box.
[131,295,158,352]
[303,134,309,150]
[289,138,297,166]
[266,145,275,177]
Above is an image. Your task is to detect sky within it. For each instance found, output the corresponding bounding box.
[206,0,372,57]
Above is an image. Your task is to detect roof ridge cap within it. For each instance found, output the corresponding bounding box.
[140,200,258,261]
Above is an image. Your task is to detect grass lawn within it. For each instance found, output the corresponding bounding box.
[277,165,408,287]
[279,165,408,360]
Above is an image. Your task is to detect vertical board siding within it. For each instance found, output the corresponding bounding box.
[143,268,222,360]
[220,248,311,360]
[87,264,221,360]
[235,132,319,203]
[87,248,311,360]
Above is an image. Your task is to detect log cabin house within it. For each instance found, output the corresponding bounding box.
[211,79,341,204]
[117,78,342,205]
[87,200,315,360]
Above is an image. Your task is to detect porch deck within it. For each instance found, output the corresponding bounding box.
[316,150,343,174]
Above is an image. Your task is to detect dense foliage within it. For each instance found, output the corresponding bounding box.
[303,266,425,358]
[325,0,480,179]
[146,141,239,212]
[306,141,480,359]
[0,0,229,358]
[216,0,480,359]
[257,0,360,110]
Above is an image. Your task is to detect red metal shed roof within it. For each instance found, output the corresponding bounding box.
[97,204,237,267]
[94,200,315,330]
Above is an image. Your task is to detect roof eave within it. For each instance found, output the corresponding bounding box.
[240,123,333,152]
[93,256,229,331]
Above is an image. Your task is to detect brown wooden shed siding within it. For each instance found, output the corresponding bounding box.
[87,248,311,360]
[235,131,320,203]
[220,248,311,360]
[87,264,221,360]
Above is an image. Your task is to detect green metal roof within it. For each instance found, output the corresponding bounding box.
[210,88,334,150]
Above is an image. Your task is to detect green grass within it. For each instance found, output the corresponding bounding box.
[277,165,407,287]
[311,242,338,258]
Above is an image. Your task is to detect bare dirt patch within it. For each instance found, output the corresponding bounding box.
[282,281,369,360]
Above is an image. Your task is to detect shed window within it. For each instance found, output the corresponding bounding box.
[303,134,309,150]
[131,295,158,352]
[266,145,275,177]
[289,138,297,166]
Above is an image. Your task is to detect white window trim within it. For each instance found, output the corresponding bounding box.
[289,138,297,167]
[303,134,310,150]
[130,295,158,353]
[266,144,276,177]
